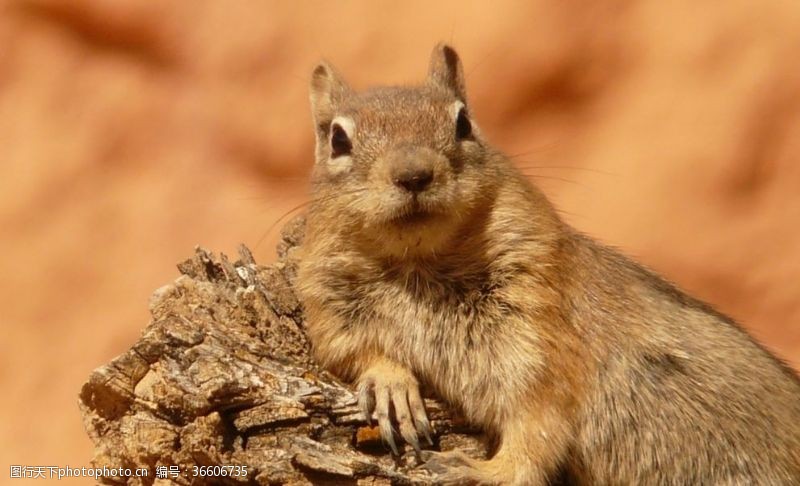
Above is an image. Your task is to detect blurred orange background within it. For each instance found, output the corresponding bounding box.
[1,0,799,483]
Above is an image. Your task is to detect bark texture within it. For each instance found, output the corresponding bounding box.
[79,215,484,485]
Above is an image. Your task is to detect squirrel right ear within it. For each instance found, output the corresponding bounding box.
[427,43,467,102]
[309,61,350,129]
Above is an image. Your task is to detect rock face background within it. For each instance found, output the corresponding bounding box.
[1,0,798,483]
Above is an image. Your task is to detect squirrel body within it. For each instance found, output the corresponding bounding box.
[296,44,800,485]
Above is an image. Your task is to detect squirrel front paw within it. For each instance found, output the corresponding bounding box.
[357,360,433,455]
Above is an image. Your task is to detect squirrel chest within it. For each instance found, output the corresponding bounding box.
[312,254,545,425]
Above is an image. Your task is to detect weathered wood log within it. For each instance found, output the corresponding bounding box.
[79,215,485,485]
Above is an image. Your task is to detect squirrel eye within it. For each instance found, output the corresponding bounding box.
[455,108,472,140]
[330,123,352,158]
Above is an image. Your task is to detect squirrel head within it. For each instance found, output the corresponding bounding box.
[307,44,500,258]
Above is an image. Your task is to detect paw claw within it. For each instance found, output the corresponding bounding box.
[357,362,433,456]
[408,435,422,456]
[357,381,375,425]
[417,418,434,446]
[383,429,400,456]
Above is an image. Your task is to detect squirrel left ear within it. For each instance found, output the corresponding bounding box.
[309,61,351,131]
[427,43,467,102]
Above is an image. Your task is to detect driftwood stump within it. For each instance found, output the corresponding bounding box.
[79,215,485,485]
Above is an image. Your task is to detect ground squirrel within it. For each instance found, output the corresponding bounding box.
[295,44,800,485]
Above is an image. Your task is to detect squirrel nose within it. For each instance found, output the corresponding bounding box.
[394,167,434,193]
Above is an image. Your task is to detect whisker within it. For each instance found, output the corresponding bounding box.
[552,207,584,220]
[254,200,314,251]
[513,162,617,177]
[236,195,275,202]
[505,143,564,159]
[252,188,371,251]
[259,176,312,181]
[519,173,585,187]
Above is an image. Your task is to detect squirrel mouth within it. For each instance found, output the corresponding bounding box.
[396,210,432,225]
[391,202,437,226]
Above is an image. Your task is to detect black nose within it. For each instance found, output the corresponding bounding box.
[394,168,434,193]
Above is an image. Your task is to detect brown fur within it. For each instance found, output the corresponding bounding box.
[295,44,800,485]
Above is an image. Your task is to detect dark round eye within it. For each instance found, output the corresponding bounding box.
[330,123,352,158]
[456,107,472,140]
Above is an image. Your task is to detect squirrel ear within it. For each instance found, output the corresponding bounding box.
[309,61,350,127]
[427,43,467,101]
